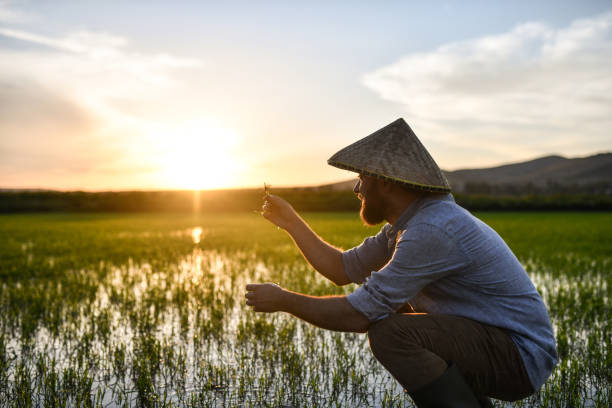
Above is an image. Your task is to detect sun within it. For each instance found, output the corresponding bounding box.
[152,120,242,190]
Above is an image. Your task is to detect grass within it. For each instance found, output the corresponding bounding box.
[0,211,610,407]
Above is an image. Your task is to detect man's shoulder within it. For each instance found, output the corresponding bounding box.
[411,195,475,229]
[358,222,391,246]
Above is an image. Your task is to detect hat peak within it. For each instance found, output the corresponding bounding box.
[327,118,451,193]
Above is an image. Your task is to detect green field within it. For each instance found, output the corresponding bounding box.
[0,212,610,407]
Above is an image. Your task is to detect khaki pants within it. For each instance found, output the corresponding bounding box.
[368,313,534,401]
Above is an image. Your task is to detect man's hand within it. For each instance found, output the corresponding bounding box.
[262,195,299,230]
[245,283,286,312]
[245,283,371,332]
[259,194,349,286]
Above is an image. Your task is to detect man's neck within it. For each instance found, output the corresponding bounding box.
[384,193,421,225]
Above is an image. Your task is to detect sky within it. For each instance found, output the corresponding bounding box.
[1,0,611,190]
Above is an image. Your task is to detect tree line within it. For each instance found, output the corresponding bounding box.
[1,189,611,213]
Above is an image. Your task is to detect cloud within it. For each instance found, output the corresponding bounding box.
[0,27,127,54]
[0,0,31,23]
[362,11,612,167]
[0,28,203,108]
[0,81,99,167]
[0,25,205,188]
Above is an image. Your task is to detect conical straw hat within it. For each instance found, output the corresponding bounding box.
[327,118,451,193]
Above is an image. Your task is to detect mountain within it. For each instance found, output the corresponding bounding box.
[319,153,612,194]
[445,153,612,193]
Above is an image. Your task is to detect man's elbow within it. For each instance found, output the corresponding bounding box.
[339,320,369,333]
[340,296,370,332]
[329,254,352,286]
[354,321,370,333]
[349,312,371,333]
[332,275,352,286]
[332,263,351,286]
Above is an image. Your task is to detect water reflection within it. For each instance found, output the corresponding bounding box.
[191,227,203,244]
[3,251,609,407]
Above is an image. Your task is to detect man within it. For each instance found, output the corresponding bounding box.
[245,118,557,407]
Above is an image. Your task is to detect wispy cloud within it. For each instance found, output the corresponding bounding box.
[363,11,612,166]
[0,0,31,23]
[0,28,127,54]
[0,25,205,188]
[0,27,203,102]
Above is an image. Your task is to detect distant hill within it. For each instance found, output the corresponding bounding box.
[445,153,612,193]
[319,153,612,195]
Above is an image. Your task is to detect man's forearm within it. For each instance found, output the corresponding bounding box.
[279,289,370,333]
[285,216,351,285]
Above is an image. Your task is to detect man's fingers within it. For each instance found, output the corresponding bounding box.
[262,197,275,211]
[246,285,259,307]
[246,300,266,313]
[245,283,280,314]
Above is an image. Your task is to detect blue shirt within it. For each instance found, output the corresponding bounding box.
[343,194,557,391]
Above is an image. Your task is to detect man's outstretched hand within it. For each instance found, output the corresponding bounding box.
[262,195,299,231]
[245,283,286,313]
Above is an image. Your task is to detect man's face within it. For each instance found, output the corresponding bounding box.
[354,174,386,226]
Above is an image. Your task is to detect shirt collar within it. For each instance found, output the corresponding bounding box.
[385,193,454,248]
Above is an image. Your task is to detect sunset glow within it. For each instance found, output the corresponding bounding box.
[0,2,610,190]
[149,120,242,190]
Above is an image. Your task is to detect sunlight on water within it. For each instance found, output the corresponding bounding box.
[191,227,203,244]
[2,246,610,407]
[3,249,409,407]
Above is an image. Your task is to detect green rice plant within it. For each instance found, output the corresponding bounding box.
[0,212,610,407]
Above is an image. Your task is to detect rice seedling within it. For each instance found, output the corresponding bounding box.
[0,212,609,407]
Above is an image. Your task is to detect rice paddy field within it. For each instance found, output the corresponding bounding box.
[0,211,610,407]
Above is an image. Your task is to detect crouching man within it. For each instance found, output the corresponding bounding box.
[245,119,557,407]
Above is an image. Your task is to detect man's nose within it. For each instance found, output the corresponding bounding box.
[353,180,360,194]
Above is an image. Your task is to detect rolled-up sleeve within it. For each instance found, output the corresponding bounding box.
[342,224,393,284]
[347,223,470,322]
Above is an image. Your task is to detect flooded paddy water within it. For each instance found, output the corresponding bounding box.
[0,212,610,407]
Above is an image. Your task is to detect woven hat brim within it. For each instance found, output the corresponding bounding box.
[327,118,451,193]
[328,159,451,193]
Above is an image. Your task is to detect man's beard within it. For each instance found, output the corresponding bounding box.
[360,193,386,226]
